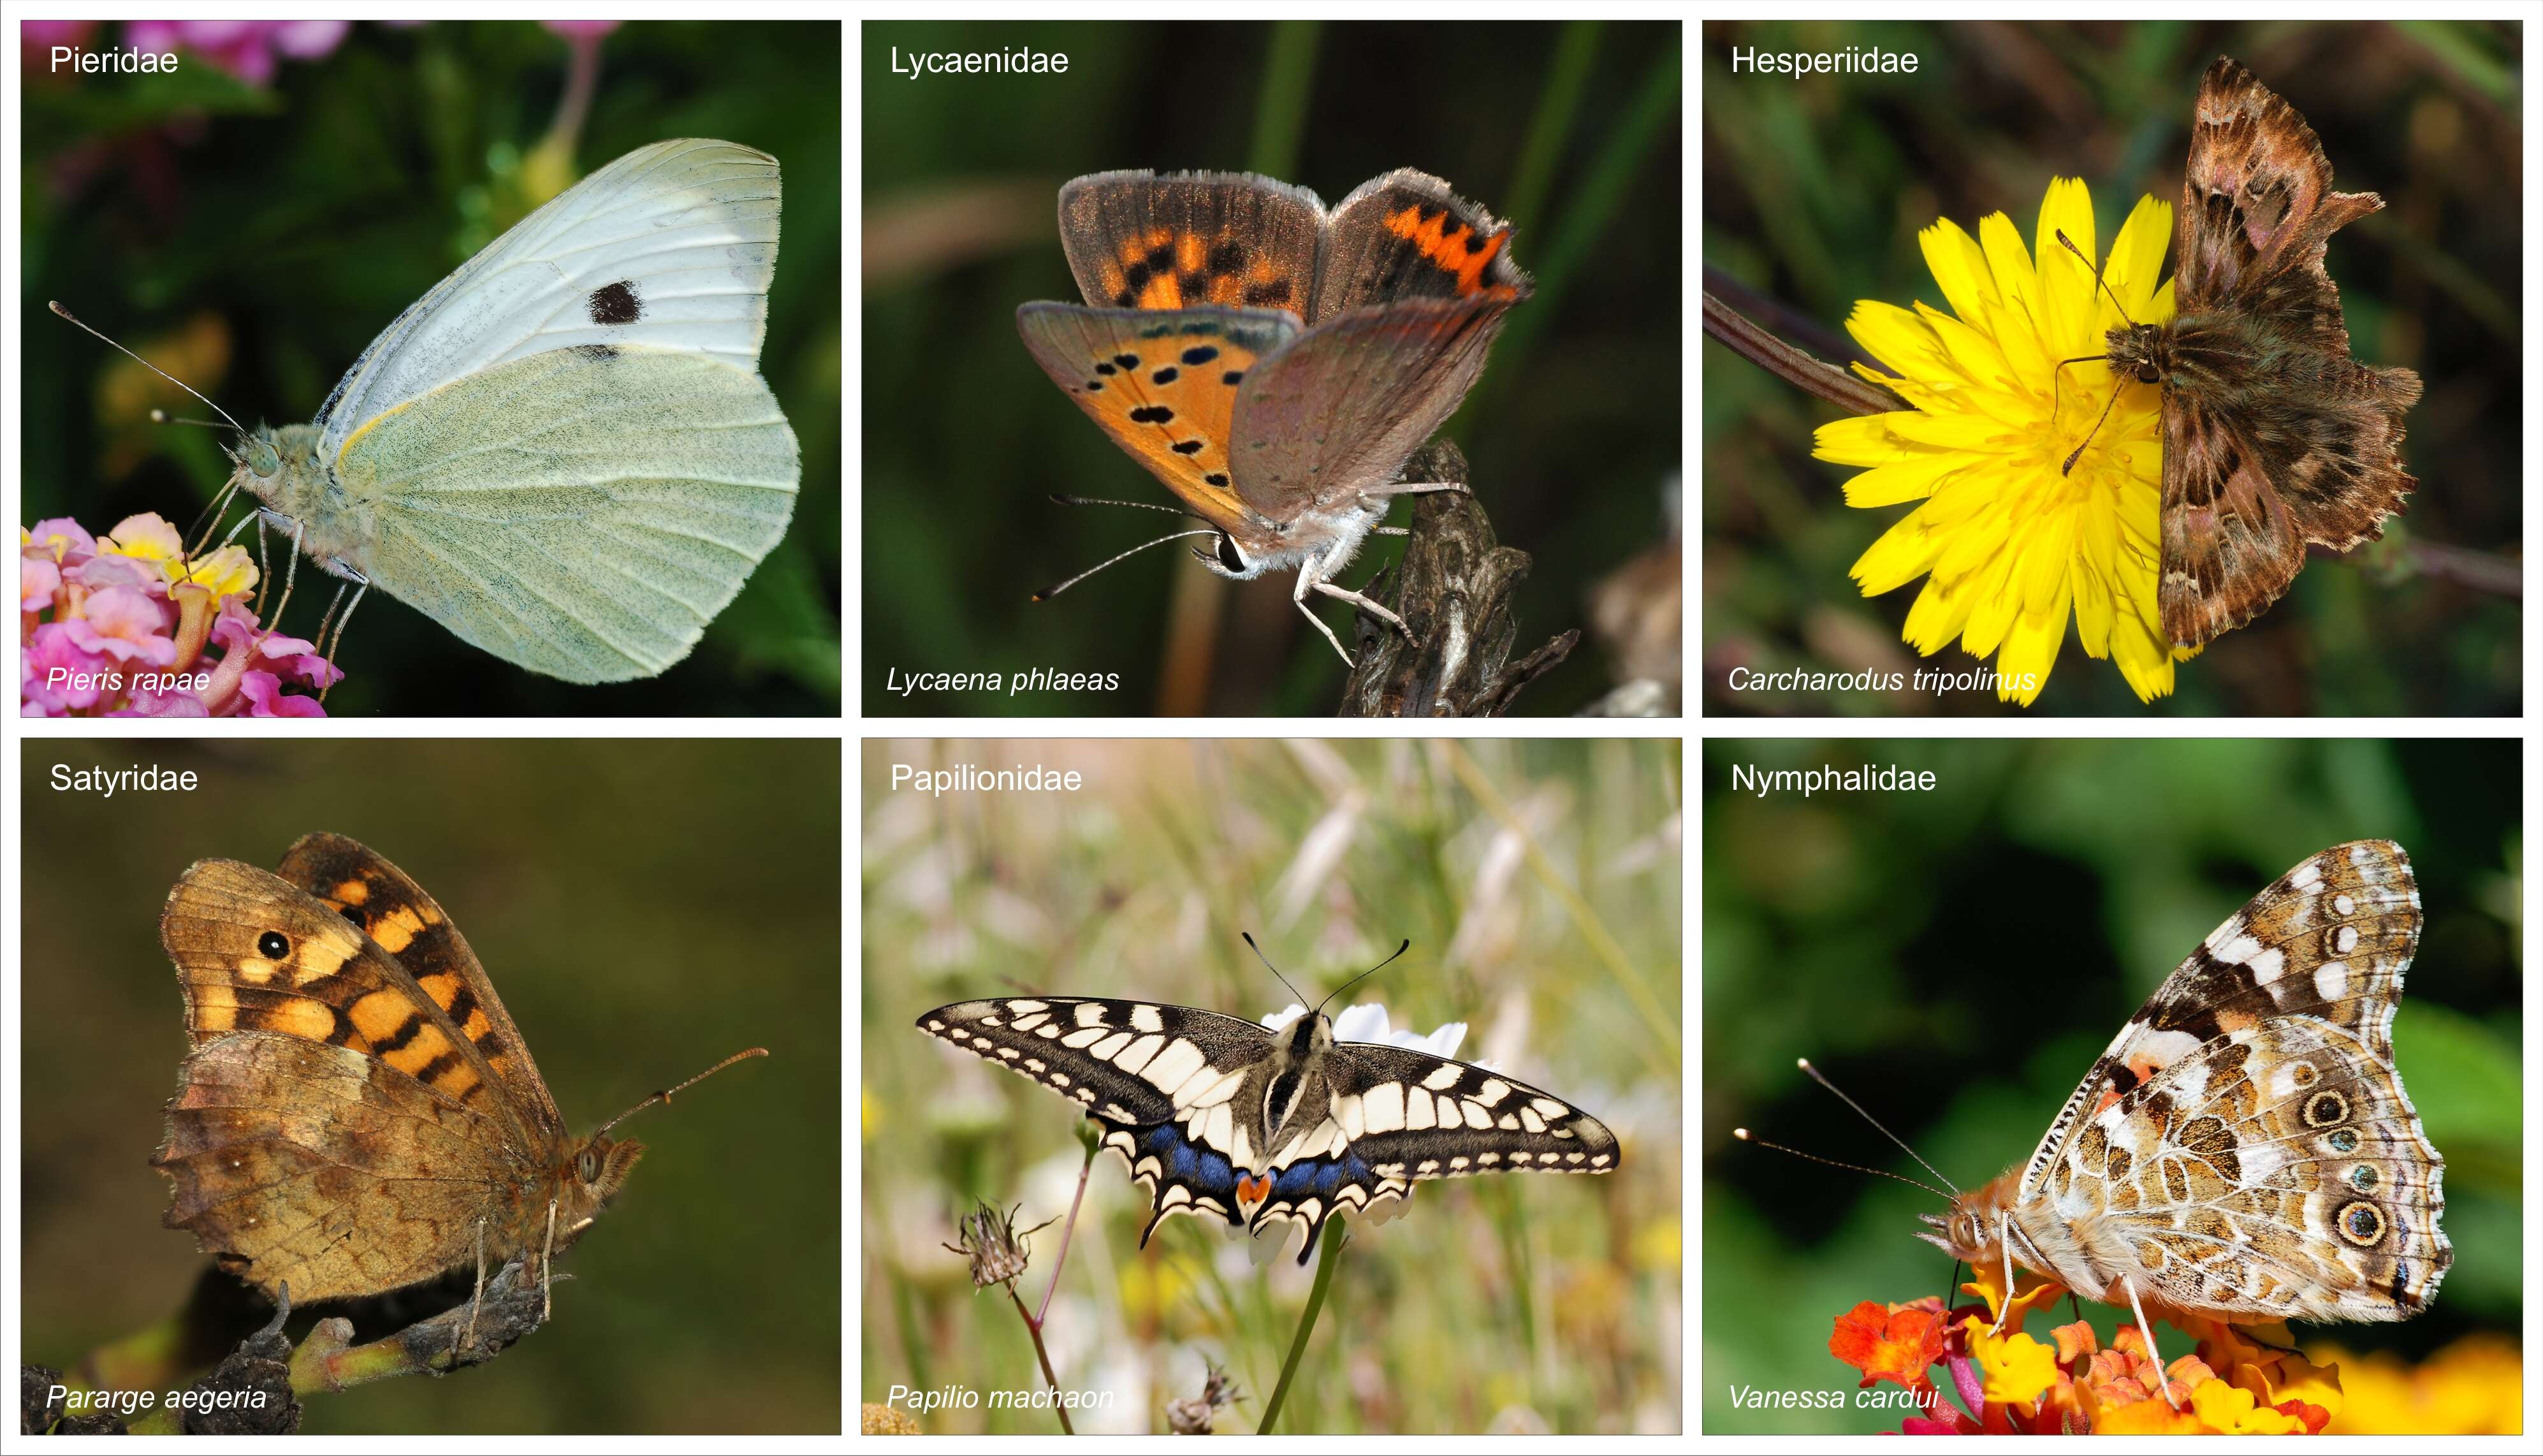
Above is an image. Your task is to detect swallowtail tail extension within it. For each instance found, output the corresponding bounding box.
[917,982,1619,1263]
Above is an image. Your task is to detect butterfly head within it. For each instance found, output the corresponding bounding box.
[559,1133,648,1239]
[1193,529,1266,580]
[227,423,329,525]
[1918,1169,2022,1265]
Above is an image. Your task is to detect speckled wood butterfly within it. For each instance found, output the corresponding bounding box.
[152,833,763,1313]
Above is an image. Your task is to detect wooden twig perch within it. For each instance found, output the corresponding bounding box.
[1337,439,1578,717]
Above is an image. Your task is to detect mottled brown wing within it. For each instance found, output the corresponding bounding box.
[1056,170,1323,316]
[2173,56,2419,565]
[2018,841,2419,1204]
[276,832,566,1141]
[154,1030,539,1301]
[2176,56,2375,319]
[2157,382,2305,646]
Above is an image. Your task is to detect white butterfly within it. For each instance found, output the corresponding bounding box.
[224,138,800,682]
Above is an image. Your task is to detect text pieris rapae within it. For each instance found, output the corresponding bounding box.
[228,137,799,683]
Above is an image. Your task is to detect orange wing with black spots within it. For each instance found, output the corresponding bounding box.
[1016,303,1302,532]
[1057,170,1323,315]
[276,831,567,1141]
[1313,169,1532,321]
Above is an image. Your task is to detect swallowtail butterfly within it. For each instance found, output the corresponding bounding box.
[917,944,1619,1264]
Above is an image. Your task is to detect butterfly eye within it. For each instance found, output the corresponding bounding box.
[242,437,279,477]
[256,931,290,959]
[578,1149,602,1183]
[1215,535,1245,573]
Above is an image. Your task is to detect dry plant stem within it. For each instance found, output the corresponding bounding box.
[1257,1223,1346,1434]
[1703,289,1911,415]
[1003,1286,1074,1436]
[999,1140,1097,1435]
[1712,286,2520,599]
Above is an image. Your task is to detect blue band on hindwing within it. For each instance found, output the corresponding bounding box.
[1130,1121,1244,1228]
[1270,1150,1373,1202]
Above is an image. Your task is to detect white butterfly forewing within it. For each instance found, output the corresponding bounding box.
[314,138,780,460]
[332,346,797,682]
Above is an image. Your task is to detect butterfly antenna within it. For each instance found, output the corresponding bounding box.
[1732,1128,1956,1204]
[2052,230,2136,325]
[1047,493,1207,519]
[592,1047,769,1137]
[50,302,247,437]
[1315,938,1410,1017]
[1239,931,1311,1007]
[1795,1058,1960,1195]
[1031,528,1222,601]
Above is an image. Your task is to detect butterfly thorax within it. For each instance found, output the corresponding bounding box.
[231,421,374,575]
[1237,1009,1339,1163]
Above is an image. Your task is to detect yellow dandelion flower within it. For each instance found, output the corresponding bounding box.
[1816,177,2192,706]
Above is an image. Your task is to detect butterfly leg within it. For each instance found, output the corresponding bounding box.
[1291,567,1359,669]
[541,1199,559,1322]
[1992,1209,2017,1333]
[2120,1275,2182,1411]
[310,572,368,703]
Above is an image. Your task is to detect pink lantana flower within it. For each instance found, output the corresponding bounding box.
[20,513,339,716]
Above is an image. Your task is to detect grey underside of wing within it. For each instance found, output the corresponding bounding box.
[340,347,798,682]
[1228,302,1505,516]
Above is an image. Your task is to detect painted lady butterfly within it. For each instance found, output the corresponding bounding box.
[1923,840,2449,1373]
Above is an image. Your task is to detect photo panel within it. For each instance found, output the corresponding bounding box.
[20,738,843,1434]
[864,21,1683,717]
[1701,19,2521,716]
[21,20,843,717]
[862,738,1682,1432]
[1701,738,2521,1433]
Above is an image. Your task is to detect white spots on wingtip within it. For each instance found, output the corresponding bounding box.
[2314,961,2352,1000]
[2335,925,2359,954]
[1475,1079,1512,1106]
[1074,1002,1110,1028]
[2208,928,2264,966]
[2333,893,2357,917]
[1130,1004,1165,1033]
[1060,1026,1109,1049]
[2289,860,2324,889]
[1009,1011,1048,1032]
[1422,1063,1462,1091]
[2248,947,2287,984]
[1006,998,1049,1013]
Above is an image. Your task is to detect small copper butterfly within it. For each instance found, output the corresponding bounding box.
[1017,169,1531,667]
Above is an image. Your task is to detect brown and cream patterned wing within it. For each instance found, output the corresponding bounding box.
[276,832,566,1142]
[2048,1017,2447,1321]
[2018,841,2420,1204]
[152,1028,536,1302]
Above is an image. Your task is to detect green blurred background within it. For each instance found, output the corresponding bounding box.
[20,21,842,715]
[864,22,1682,716]
[1702,20,2522,715]
[1702,738,2521,1432]
[862,739,1682,1432]
[20,739,842,1434]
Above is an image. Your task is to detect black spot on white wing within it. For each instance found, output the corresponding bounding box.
[587,279,641,326]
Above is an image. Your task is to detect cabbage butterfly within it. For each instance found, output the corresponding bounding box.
[217,138,800,683]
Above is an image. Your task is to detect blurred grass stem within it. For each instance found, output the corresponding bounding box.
[1258,1224,1345,1434]
[1443,743,1679,1077]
